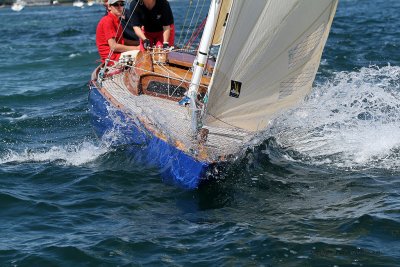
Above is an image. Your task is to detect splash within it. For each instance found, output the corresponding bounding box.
[268,65,400,170]
[0,104,137,167]
[0,141,109,166]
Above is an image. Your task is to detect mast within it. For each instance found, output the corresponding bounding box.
[188,0,223,138]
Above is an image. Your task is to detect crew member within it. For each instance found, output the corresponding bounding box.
[96,0,138,64]
[125,0,175,51]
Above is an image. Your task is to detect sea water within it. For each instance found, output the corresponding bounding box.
[0,0,400,266]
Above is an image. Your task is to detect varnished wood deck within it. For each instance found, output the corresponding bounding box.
[96,51,253,162]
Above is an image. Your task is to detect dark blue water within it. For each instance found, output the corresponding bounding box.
[1,0,400,266]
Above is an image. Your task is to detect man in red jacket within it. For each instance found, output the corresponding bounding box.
[96,0,138,64]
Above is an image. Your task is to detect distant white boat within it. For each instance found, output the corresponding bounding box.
[11,0,25,12]
[73,0,84,8]
[87,0,94,6]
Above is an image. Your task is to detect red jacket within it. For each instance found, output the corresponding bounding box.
[96,12,124,63]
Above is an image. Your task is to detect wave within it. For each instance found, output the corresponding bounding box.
[267,65,400,170]
[55,28,82,38]
[0,141,109,166]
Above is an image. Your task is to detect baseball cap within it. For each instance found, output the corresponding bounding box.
[108,0,122,5]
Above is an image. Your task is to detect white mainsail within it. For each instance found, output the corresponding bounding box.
[204,0,338,132]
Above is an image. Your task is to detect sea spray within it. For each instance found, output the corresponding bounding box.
[268,65,400,170]
[0,141,109,166]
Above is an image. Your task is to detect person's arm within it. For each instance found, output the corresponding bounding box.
[162,0,174,46]
[107,38,137,52]
[162,25,171,45]
[133,26,151,49]
[133,26,147,41]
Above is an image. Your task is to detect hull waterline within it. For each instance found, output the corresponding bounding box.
[88,83,217,189]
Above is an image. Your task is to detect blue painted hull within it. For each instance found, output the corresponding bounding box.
[88,84,215,189]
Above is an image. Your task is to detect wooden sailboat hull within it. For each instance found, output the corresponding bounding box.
[88,82,216,189]
[86,0,339,189]
[87,51,249,189]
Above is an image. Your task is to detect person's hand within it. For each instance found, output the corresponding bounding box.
[143,39,150,50]
[162,42,169,49]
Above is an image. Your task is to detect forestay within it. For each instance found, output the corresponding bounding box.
[204,0,338,131]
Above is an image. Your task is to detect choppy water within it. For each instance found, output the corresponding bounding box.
[1,0,400,266]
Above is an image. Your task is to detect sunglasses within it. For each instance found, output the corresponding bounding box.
[111,2,125,7]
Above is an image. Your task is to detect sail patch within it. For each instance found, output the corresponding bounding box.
[288,24,326,69]
[279,66,316,99]
[229,80,242,98]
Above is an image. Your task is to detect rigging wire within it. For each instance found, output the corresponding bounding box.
[185,17,206,49]
[176,0,193,46]
[191,0,207,45]
[106,0,140,65]
[181,0,201,47]
[183,0,207,49]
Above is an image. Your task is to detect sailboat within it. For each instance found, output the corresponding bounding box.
[11,0,26,11]
[88,0,339,189]
[73,0,84,8]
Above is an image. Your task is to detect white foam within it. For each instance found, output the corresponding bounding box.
[69,53,81,58]
[0,141,109,166]
[268,65,400,170]
[8,114,28,121]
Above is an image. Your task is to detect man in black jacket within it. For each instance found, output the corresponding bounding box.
[123,0,174,51]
